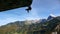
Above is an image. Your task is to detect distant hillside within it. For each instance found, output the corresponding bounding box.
[0,16,60,34]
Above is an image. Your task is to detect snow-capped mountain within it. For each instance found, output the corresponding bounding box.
[47,14,56,20]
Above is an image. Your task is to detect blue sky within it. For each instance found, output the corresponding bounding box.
[0,0,60,26]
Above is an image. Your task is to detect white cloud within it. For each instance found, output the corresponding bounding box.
[0,17,19,26]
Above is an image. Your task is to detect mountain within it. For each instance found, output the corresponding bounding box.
[37,14,56,23]
[40,19,47,23]
[45,16,60,34]
[0,16,60,34]
[47,14,56,20]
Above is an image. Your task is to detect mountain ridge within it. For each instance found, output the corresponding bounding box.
[0,16,60,34]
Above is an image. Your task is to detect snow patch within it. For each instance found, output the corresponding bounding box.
[50,14,56,17]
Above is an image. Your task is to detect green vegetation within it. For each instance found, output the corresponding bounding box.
[0,16,60,34]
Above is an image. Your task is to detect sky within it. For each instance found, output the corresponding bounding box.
[0,0,60,26]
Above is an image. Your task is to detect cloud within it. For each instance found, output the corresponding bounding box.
[0,12,23,26]
[0,17,18,26]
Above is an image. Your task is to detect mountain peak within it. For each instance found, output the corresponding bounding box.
[47,14,56,20]
[50,14,56,17]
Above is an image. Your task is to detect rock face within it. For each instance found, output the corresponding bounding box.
[0,0,33,12]
[40,19,47,23]
[47,15,55,20]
